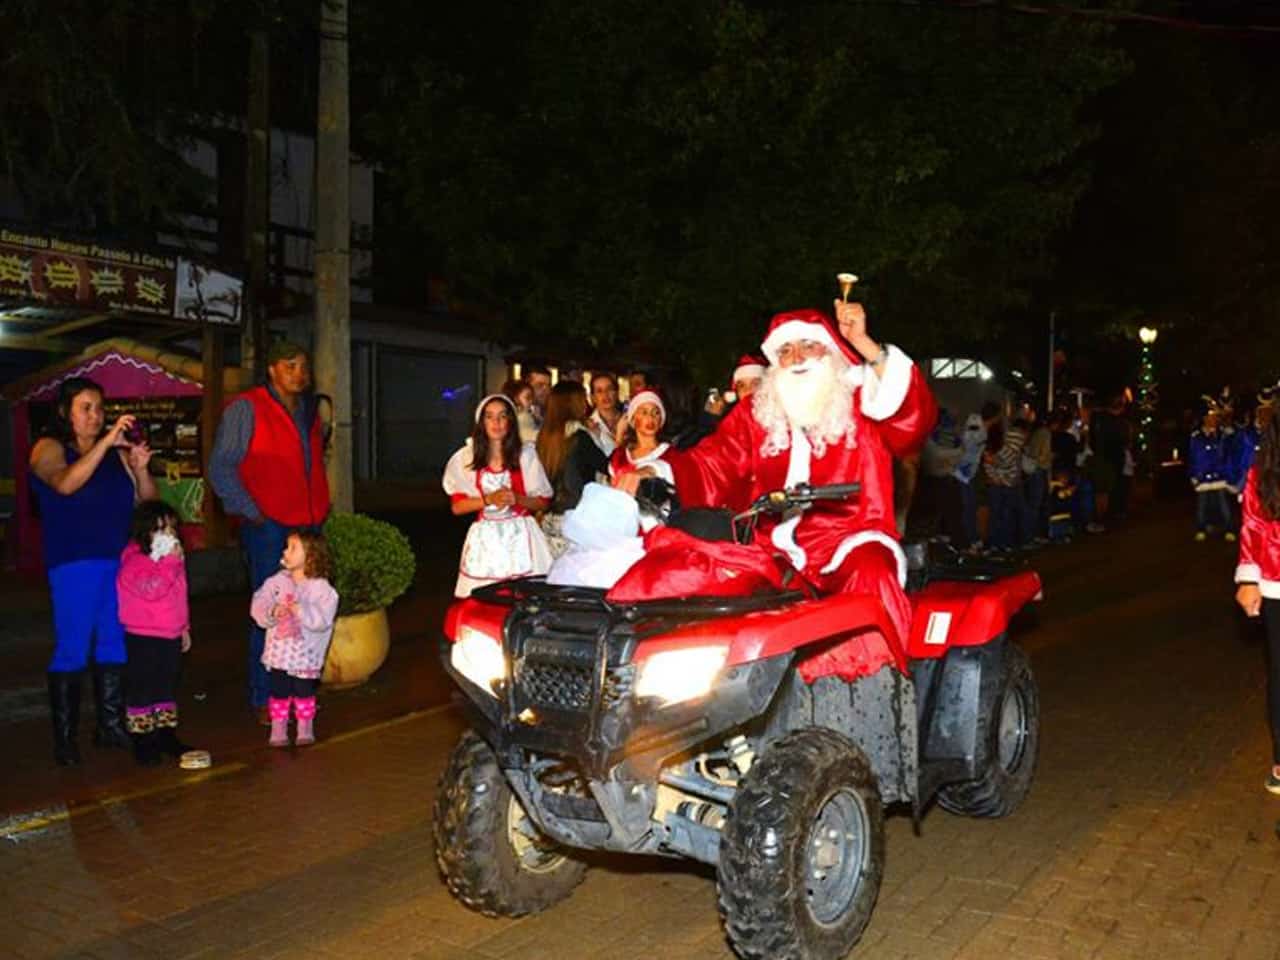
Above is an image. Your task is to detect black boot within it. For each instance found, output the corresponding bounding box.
[154,726,192,758]
[47,672,82,766]
[92,665,132,749]
[132,731,163,767]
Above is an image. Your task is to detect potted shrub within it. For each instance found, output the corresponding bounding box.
[321,512,416,688]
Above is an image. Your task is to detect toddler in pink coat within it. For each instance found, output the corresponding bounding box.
[117,500,195,766]
[250,530,339,746]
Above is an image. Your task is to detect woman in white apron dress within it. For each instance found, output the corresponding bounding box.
[443,394,554,597]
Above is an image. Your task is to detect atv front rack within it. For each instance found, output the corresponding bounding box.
[470,577,806,623]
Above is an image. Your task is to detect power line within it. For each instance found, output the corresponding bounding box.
[893,1,1280,39]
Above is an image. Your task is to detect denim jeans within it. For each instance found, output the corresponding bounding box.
[47,558,126,672]
[242,519,291,708]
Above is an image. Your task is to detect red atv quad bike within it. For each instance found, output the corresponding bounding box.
[433,483,1042,960]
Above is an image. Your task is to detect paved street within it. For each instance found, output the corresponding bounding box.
[3,500,1280,960]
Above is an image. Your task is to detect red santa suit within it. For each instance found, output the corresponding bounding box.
[668,309,937,682]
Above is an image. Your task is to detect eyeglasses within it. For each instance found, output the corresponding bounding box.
[776,340,828,365]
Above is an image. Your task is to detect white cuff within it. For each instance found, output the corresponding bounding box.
[859,345,912,421]
[1236,563,1261,584]
[819,530,908,587]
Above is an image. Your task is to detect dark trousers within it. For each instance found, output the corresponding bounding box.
[269,669,319,699]
[1195,489,1232,532]
[936,476,970,548]
[124,633,182,732]
[1266,600,1280,765]
[987,484,1024,550]
[1110,475,1132,523]
[242,519,291,708]
[1024,469,1048,539]
[959,480,978,546]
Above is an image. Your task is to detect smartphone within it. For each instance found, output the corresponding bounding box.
[124,421,147,445]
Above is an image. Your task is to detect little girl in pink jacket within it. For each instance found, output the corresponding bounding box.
[117,500,194,766]
[251,530,339,746]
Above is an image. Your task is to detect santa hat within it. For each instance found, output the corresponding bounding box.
[627,389,666,424]
[759,309,860,367]
[473,393,517,423]
[1259,381,1279,408]
[732,354,766,385]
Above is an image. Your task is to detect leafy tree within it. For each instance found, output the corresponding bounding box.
[1048,24,1280,405]
[0,1,317,239]
[358,0,1126,378]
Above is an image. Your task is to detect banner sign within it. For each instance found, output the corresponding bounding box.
[0,226,242,326]
[0,227,177,316]
[175,259,243,326]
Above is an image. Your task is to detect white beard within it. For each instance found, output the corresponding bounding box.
[776,358,839,428]
[753,354,857,459]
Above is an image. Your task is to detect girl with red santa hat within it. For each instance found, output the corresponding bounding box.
[608,389,676,487]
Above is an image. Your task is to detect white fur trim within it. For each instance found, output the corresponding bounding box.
[761,320,843,366]
[771,515,807,570]
[841,364,865,388]
[784,428,811,487]
[1236,563,1262,584]
[819,529,909,587]
[1263,581,1280,600]
[733,363,765,384]
[859,344,912,421]
[628,390,666,425]
[770,428,812,570]
[628,442,674,485]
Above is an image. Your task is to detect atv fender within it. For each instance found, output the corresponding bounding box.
[907,570,1041,660]
[761,665,917,806]
[911,635,1012,809]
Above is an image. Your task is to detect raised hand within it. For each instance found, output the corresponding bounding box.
[105,414,136,447]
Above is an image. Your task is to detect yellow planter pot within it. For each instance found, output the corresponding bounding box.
[322,607,390,689]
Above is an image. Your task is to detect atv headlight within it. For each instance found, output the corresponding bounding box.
[635,645,729,705]
[451,626,506,696]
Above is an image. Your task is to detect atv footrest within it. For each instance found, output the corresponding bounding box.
[540,790,607,822]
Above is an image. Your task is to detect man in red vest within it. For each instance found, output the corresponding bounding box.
[210,340,331,721]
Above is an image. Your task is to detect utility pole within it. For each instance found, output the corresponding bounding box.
[200,323,227,547]
[313,0,353,512]
[243,27,270,380]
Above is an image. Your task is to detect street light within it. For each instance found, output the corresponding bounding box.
[1136,326,1159,461]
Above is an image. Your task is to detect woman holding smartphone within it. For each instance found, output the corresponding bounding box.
[29,377,157,765]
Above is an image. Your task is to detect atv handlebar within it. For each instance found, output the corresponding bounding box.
[739,482,862,519]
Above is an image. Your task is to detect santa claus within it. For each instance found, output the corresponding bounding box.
[649,301,936,681]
